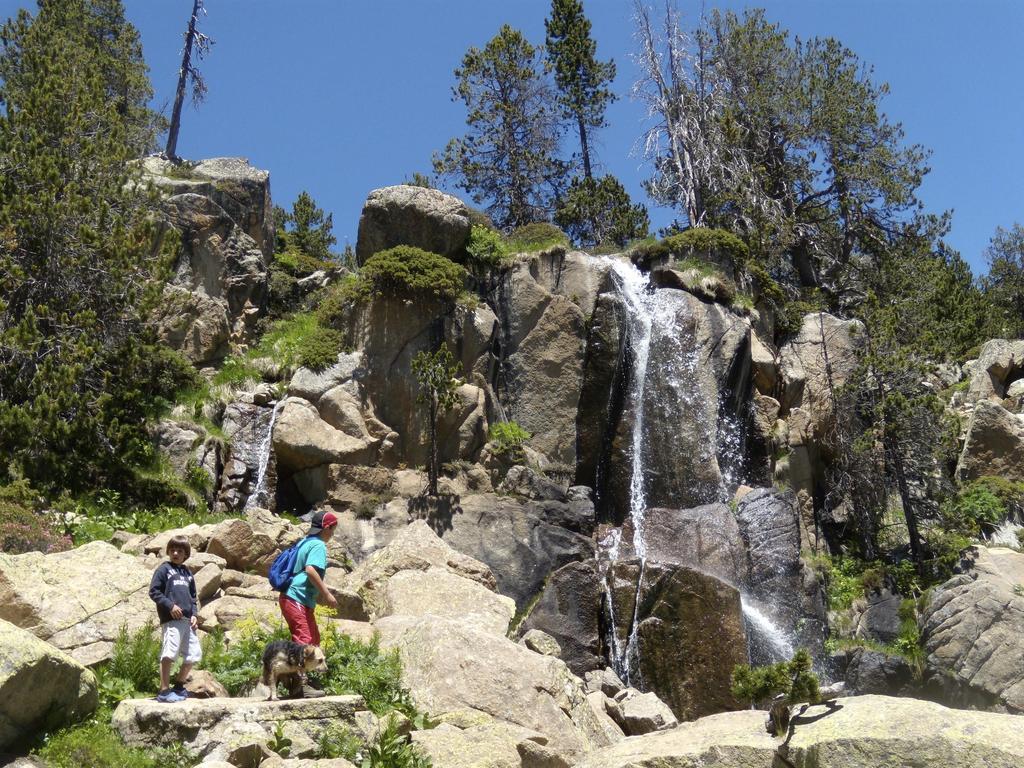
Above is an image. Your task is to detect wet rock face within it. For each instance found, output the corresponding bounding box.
[734,488,827,659]
[606,560,747,722]
[602,287,751,515]
[520,560,605,677]
[922,546,1024,713]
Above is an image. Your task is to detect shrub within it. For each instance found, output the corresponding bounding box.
[360,246,466,302]
[0,481,71,553]
[940,478,1015,536]
[505,222,569,253]
[299,326,343,372]
[629,227,748,266]
[105,623,161,699]
[274,246,335,278]
[314,273,364,329]
[318,623,417,717]
[34,715,196,768]
[731,648,819,709]
[363,714,431,768]
[464,224,509,268]
[488,421,531,456]
[314,723,364,761]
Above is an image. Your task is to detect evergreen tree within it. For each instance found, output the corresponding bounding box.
[0,0,194,497]
[0,0,162,154]
[433,25,566,229]
[555,174,649,248]
[411,344,461,497]
[544,0,615,180]
[982,223,1024,338]
[280,191,337,261]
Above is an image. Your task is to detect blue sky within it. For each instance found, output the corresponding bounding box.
[4,1,1022,273]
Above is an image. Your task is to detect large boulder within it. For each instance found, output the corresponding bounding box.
[345,520,498,619]
[0,541,153,665]
[375,615,614,761]
[955,400,1024,484]
[355,185,470,264]
[142,156,274,260]
[966,339,1024,403]
[0,620,97,749]
[606,560,747,721]
[376,567,515,636]
[779,312,864,432]
[272,397,378,473]
[922,546,1024,712]
[154,191,268,363]
[520,561,604,677]
[112,695,364,762]
[575,694,1024,768]
[206,507,304,573]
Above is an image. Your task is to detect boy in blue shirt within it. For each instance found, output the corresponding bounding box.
[278,510,338,698]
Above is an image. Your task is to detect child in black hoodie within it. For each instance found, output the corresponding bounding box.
[149,534,202,703]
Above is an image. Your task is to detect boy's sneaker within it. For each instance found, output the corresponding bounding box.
[171,683,189,699]
[156,689,184,703]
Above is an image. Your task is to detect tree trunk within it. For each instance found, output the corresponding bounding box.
[577,114,592,181]
[165,0,201,159]
[428,395,439,496]
[889,435,924,573]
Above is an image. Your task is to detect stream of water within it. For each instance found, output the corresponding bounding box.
[244,400,282,511]
[598,256,797,681]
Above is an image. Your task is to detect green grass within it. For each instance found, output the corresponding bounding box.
[504,222,569,254]
[34,714,198,768]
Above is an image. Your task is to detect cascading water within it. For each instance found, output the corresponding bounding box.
[244,399,282,511]
[596,256,801,683]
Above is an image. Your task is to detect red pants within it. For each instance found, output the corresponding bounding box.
[279,595,320,646]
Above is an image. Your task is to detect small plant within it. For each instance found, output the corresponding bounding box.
[504,222,569,253]
[731,649,820,736]
[269,721,292,758]
[317,624,419,718]
[34,716,197,768]
[488,421,531,456]
[314,723,364,761]
[363,714,431,768]
[102,623,162,701]
[464,224,509,268]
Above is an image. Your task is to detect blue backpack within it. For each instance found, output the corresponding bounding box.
[268,536,313,592]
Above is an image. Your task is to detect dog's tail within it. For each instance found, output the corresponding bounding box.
[260,649,271,686]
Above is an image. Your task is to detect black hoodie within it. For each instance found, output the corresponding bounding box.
[149,561,198,624]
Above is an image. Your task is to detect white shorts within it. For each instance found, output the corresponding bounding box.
[160,618,202,663]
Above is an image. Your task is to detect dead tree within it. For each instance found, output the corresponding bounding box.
[165,0,213,159]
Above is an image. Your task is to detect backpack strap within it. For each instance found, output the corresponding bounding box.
[291,536,314,576]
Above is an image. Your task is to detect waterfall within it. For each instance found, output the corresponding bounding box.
[741,595,795,665]
[244,399,282,511]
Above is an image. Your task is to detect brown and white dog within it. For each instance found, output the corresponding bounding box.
[261,640,328,700]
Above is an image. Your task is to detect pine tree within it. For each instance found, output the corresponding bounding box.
[280,191,337,261]
[411,344,461,496]
[982,223,1024,338]
[0,0,193,497]
[0,0,162,154]
[544,0,615,180]
[555,175,648,248]
[433,25,566,230]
